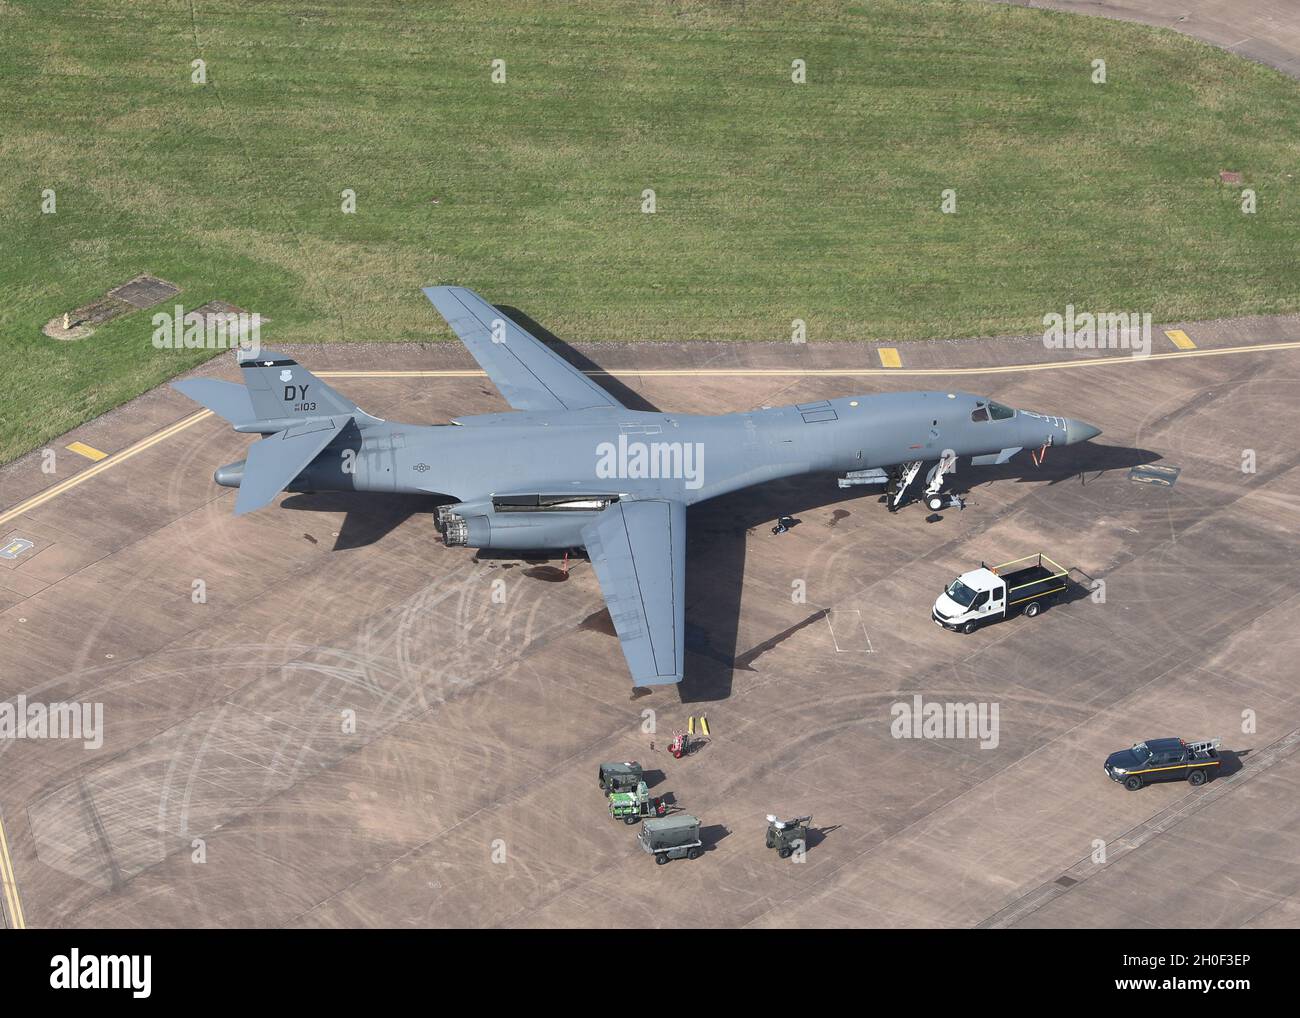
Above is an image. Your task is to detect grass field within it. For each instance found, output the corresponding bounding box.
[2,0,1300,467]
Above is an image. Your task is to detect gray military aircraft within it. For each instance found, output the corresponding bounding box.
[173,286,1101,686]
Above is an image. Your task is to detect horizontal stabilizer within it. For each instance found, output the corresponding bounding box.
[171,379,255,425]
[234,415,350,516]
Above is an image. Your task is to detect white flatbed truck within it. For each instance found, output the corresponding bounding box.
[932,552,1069,634]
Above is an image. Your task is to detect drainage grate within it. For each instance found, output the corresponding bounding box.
[108,274,181,309]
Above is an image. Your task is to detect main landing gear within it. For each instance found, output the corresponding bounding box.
[885,453,962,513]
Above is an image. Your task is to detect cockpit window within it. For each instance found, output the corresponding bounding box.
[971,404,990,422]
[989,401,1015,420]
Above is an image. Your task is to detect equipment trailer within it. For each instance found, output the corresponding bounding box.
[639,814,702,865]
[598,761,644,794]
[608,781,669,824]
[765,815,812,859]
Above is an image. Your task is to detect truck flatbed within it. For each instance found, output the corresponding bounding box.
[990,554,1067,606]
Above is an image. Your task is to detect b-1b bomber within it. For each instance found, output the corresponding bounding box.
[174,286,1102,687]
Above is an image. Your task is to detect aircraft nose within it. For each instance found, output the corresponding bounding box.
[1063,419,1102,444]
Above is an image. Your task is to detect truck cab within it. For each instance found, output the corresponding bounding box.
[933,567,1006,633]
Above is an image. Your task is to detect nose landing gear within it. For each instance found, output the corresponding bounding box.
[888,453,960,512]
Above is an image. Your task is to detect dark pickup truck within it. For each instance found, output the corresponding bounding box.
[1104,737,1222,790]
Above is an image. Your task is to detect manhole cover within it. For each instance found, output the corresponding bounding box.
[109,274,181,309]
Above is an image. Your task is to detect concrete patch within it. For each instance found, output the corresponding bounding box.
[1129,463,1181,487]
[43,274,182,340]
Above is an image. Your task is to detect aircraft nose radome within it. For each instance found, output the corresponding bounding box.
[1064,419,1102,444]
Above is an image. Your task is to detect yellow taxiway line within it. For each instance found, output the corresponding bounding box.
[0,811,25,929]
[877,347,902,368]
[0,410,211,529]
[1,338,1298,534]
[1165,329,1196,350]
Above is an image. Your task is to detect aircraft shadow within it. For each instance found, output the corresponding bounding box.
[279,491,449,550]
[679,442,1160,703]
[948,441,1162,494]
[496,304,661,413]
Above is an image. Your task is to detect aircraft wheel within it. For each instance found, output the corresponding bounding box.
[927,496,944,511]
[1025,602,1042,618]
[1124,775,1143,791]
[1188,769,1207,786]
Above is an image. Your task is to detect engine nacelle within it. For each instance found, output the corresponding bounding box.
[437,496,616,550]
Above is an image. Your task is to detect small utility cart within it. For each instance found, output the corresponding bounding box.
[597,761,643,794]
[639,813,702,865]
[608,781,668,825]
[765,815,812,859]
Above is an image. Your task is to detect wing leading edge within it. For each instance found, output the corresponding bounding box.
[582,500,686,686]
[422,285,622,413]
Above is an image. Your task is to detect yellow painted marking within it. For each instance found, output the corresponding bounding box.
[65,441,107,462]
[1130,761,1219,775]
[1165,329,1196,350]
[0,411,211,529]
[0,811,25,929]
[877,347,902,368]
[2,339,1300,527]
